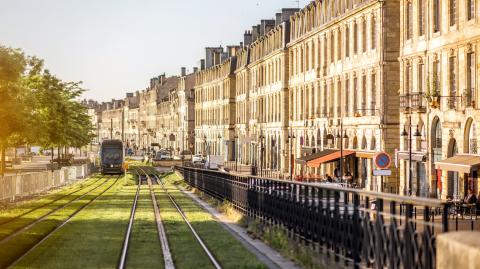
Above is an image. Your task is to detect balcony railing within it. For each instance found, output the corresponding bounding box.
[462,88,476,108]
[400,93,426,112]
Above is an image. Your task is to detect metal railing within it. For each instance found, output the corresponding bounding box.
[176,166,454,269]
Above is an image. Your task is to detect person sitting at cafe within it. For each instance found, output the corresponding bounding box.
[326,174,333,182]
[464,188,477,204]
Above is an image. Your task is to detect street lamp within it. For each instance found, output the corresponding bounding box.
[259,132,265,177]
[401,115,422,196]
[234,134,239,171]
[287,130,296,180]
[217,134,222,156]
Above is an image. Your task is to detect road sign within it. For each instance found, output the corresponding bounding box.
[373,169,392,176]
[374,152,392,169]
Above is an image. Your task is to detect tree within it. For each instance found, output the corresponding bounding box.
[0,46,30,176]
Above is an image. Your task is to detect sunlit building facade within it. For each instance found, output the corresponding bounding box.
[288,0,401,191]
[399,0,480,199]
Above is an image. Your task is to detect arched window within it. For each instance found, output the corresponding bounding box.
[353,136,358,149]
[361,136,367,149]
[370,136,376,151]
[432,118,442,163]
[465,118,478,154]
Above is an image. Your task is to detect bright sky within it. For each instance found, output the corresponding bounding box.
[0,0,309,101]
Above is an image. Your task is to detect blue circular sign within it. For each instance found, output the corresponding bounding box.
[375,153,391,169]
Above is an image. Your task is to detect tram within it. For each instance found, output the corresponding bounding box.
[100,139,124,174]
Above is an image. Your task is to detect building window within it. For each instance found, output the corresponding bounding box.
[345,77,350,116]
[362,19,367,53]
[346,25,350,57]
[371,16,376,50]
[338,30,342,61]
[418,0,425,36]
[418,63,424,93]
[354,22,358,54]
[434,0,441,32]
[406,64,412,94]
[433,59,441,96]
[337,80,341,117]
[449,0,456,26]
[466,52,476,106]
[407,0,413,40]
[331,32,335,63]
[449,56,457,109]
[362,74,367,110]
[468,0,476,20]
[371,73,377,113]
[353,76,358,111]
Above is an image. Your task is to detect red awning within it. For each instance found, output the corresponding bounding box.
[306,150,356,168]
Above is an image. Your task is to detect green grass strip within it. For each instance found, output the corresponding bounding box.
[0,176,108,241]
[154,184,215,269]
[0,176,119,268]
[10,175,135,269]
[162,173,267,269]
[125,184,164,269]
[0,174,102,224]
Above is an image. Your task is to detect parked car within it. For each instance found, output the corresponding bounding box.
[155,151,172,161]
[192,154,204,164]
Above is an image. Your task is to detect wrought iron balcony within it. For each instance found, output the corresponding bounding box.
[400,93,426,113]
[462,88,476,108]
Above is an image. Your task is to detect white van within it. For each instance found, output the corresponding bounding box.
[205,155,224,170]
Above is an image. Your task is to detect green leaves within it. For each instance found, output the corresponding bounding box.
[0,44,94,154]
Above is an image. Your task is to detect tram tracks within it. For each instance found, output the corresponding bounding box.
[125,166,222,269]
[1,175,121,268]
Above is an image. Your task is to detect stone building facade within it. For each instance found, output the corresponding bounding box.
[287,0,401,191]
[399,0,480,199]
[246,20,292,174]
[195,53,237,161]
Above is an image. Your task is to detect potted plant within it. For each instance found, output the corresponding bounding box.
[426,75,440,108]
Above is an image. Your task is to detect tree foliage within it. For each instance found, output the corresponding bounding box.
[0,45,94,175]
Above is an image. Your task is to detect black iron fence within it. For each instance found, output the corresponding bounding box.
[176,166,454,269]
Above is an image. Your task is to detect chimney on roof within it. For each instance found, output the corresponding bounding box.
[159,73,166,85]
[181,67,186,77]
[200,59,205,70]
[213,51,221,66]
[244,30,252,46]
[193,67,198,73]
[261,20,276,36]
[252,25,259,41]
[275,13,282,25]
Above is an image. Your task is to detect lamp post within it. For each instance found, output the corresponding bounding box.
[335,121,348,182]
[217,134,222,157]
[288,130,296,180]
[401,115,422,196]
[234,134,239,171]
[259,132,265,177]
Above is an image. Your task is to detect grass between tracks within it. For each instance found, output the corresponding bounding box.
[0,175,101,223]
[126,184,164,269]
[0,177,108,245]
[0,175,121,268]
[158,173,267,269]
[11,175,133,268]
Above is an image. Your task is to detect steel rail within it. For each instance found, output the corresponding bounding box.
[8,175,121,268]
[0,175,102,227]
[118,174,140,269]
[0,176,111,245]
[150,170,222,269]
[136,167,174,269]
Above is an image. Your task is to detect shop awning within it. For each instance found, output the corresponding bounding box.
[307,150,356,168]
[398,151,427,162]
[355,151,376,159]
[296,149,337,165]
[435,155,480,173]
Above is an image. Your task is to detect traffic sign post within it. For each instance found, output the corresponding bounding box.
[374,152,392,193]
[374,152,392,170]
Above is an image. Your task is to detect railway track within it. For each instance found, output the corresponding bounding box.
[0,175,102,227]
[129,166,222,269]
[0,176,109,245]
[119,168,173,269]
[5,175,121,268]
